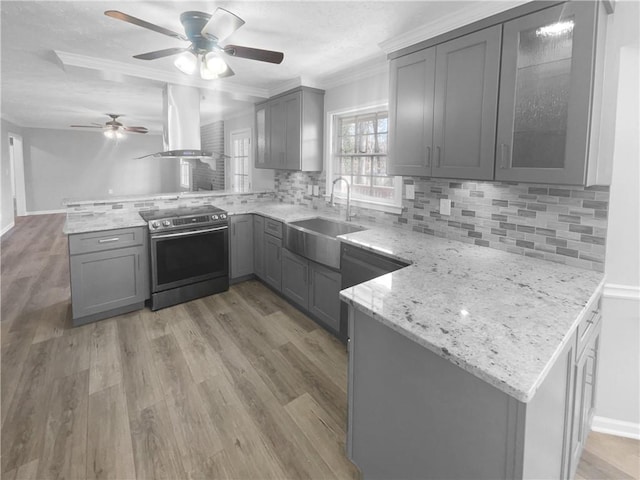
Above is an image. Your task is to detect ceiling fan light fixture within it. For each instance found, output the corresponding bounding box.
[200,52,228,79]
[174,52,198,75]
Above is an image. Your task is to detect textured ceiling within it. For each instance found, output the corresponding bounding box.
[1,1,484,134]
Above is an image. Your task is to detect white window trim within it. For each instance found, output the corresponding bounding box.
[324,103,403,215]
[229,128,252,193]
[179,159,191,189]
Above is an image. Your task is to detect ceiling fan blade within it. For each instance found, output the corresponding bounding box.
[133,47,188,60]
[124,127,149,134]
[201,8,245,42]
[223,45,284,64]
[70,125,103,128]
[104,10,187,41]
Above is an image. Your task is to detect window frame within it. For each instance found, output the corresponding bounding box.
[325,103,402,215]
[229,128,252,193]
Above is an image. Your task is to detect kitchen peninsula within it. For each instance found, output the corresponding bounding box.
[64,190,603,480]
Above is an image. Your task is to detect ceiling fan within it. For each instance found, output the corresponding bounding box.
[104,8,284,80]
[70,114,149,138]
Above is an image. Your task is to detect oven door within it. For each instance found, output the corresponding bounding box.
[150,225,228,293]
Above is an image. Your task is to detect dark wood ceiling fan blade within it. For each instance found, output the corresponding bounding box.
[201,8,245,43]
[124,127,149,134]
[104,10,187,41]
[70,125,103,128]
[133,47,188,60]
[223,45,284,64]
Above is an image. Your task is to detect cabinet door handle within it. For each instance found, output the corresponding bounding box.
[98,237,120,243]
[425,146,431,167]
[500,144,511,169]
[435,146,441,168]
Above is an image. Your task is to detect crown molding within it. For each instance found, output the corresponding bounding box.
[54,50,270,101]
[268,77,304,97]
[0,113,25,128]
[316,56,388,90]
[379,1,528,54]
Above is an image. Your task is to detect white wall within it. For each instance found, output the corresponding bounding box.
[21,128,176,212]
[0,118,21,233]
[594,0,640,439]
[224,108,274,191]
[324,68,389,118]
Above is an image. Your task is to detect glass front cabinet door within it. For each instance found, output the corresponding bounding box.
[495,2,599,184]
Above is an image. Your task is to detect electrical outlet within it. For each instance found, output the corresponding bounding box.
[307,185,313,195]
[313,185,319,196]
[440,198,451,215]
[108,188,114,195]
[405,184,415,200]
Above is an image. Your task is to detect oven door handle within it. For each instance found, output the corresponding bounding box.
[151,225,228,240]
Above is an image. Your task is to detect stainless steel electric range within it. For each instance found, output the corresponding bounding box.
[139,206,229,310]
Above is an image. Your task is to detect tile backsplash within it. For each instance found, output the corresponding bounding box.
[274,171,609,272]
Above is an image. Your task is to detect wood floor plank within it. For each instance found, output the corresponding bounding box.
[1,339,56,473]
[86,383,136,480]
[2,459,40,480]
[139,305,175,340]
[286,392,360,479]
[128,400,187,480]
[198,374,288,480]
[576,448,637,480]
[31,298,70,345]
[117,312,164,414]
[149,332,195,400]
[582,432,640,479]
[164,382,224,478]
[49,321,91,379]
[89,319,122,394]
[36,370,89,480]
[1,337,33,425]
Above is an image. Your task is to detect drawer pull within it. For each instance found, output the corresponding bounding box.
[98,237,120,243]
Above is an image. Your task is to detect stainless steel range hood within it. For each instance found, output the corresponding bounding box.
[140,84,225,165]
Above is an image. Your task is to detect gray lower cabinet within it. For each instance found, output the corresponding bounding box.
[282,248,309,308]
[308,262,341,332]
[264,233,282,291]
[230,214,254,281]
[254,215,265,279]
[347,293,602,480]
[68,227,147,326]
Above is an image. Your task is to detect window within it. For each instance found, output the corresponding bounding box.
[230,130,251,193]
[179,160,191,189]
[327,106,401,212]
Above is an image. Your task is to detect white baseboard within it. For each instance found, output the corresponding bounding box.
[603,283,640,301]
[26,209,66,216]
[1,221,15,237]
[592,416,640,440]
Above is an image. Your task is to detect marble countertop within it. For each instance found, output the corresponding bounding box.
[62,189,274,206]
[63,201,604,402]
[338,227,604,402]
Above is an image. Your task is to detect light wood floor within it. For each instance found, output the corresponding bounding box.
[1,214,638,480]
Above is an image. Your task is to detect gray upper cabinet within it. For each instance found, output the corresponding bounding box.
[432,26,501,180]
[68,227,147,326]
[389,26,501,180]
[495,2,599,184]
[253,215,265,279]
[230,214,254,280]
[255,87,324,172]
[388,47,435,177]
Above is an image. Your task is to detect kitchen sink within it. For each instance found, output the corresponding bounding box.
[284,217,367,269]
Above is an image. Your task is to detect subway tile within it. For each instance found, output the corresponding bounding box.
[569,224,593,234]
[499,222,517,231]
[535,227,556,237]
[491,228,507,237]
[469,190,485,198]
[516,239,535,249]
[526,203,548,212]
[449,182,463,189]
[517,209,537,218]
[468,231,482,238]
[537,196,560,205]
[474,239,490,247]
[570,190,596,200]
[585,185,610,192]
[517,225,536,234]
[546,237,568,247]
[461,210,476,217]
[528,187,548,195]
[558,214,581,223]
[525,250,545,260]
[594,210,608,219]
[549,188,571,197]
[580,234,606,245]
[518,194,538,200]
[579,252,605,263]
[491,213,508,222]
[583,200,608,210]
[413,214,424,221]
[492,199,509,207]
[510,200,528,208]
[557,247,579,258]
[461,222,476,231]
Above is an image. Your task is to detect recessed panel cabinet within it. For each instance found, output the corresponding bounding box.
[68,227,148,326]
[229,215,254,280]
[264,233,283,292]
[389,26,501,180]
[254,87,324,171]
[253,215,265,279]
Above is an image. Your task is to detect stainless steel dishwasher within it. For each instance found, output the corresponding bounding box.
[339,243,409,341]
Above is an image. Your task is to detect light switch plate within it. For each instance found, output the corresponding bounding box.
[313,185,319,196]
[405,184,415,200]
[307,185,313,195]
[440,198,451,215]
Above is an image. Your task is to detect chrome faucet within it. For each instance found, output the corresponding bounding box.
[330,177,352,222]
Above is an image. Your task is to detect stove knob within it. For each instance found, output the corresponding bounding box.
[212,214,219,220]
[151,221,160,229]
[162,220,171,227]
[220,213,227,219]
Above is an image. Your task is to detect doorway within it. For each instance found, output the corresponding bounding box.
[8,133,26,217]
